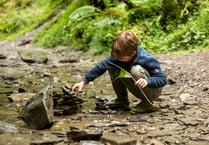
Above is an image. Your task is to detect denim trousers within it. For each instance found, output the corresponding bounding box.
[108,65,162,104]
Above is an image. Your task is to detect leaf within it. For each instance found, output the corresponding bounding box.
[68,5,101,24]
[119,69,126,78]
[108,62,132,78]
[118,69,132,78]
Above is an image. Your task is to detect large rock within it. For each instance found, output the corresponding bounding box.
[20,85,54,130]
[17,45,48,63]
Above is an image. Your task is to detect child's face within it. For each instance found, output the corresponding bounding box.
[117,51,136,62]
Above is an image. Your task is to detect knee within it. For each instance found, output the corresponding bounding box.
[130,65,150,79]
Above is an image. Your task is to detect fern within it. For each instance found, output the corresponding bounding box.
[89,28,107,54]
[68,5,101,25]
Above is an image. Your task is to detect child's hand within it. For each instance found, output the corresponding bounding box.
[71,81,85,93]
[135,78,148,88]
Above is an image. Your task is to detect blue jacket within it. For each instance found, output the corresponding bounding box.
[84,47,167,88]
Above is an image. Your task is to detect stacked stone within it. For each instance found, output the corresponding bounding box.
[94,96,109,111]
[54,86,83,116]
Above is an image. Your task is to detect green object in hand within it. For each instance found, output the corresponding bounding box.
[119,69,131,78]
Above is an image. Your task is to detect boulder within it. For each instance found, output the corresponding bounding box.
[17,46,48,63]
[20,85,54,129]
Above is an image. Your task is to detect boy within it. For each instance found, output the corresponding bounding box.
[70,31,167,113]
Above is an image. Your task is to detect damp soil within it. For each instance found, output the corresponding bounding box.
[0,32,209,145]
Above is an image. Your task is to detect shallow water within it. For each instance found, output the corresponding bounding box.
[0,50,209,145]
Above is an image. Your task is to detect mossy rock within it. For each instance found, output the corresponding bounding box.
[17,46,48,63]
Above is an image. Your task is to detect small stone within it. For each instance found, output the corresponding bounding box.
[101,134,137,145]
[128,116,148,122]
[177,117,199,126]
[1,75,16,81]
[0,54,6,59]
[80,140,104,145]
[66,130,103,141]
[150,139,164,145]
[59,52,79,63]
[179,93,197,105]
[0,121,18,133]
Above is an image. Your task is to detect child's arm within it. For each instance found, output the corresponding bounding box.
[70,56,115,92]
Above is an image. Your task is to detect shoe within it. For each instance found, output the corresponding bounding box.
[105,99,129,110]
[131,102,159,113]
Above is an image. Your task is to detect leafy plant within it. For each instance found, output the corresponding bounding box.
[33,0,90,47]
[0,0,65,40]
[0,0,6,6]
[1,0,209,53]
[68,5,101,25]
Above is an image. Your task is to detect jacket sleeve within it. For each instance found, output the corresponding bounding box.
[146,68,167,88]
[84,56,114,83]
[144,60,167,88]
[133,47,167,88]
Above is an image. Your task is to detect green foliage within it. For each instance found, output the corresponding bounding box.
[127,0,161,23]
[0,0,64,40]
[1,0,209,54]
[68,5,101,24]
[88,17,121,54]
[0,11,27,33]
[0,0,6,6]
[15,0,32,7]
[33,0,90,47]
[34,1,123,54]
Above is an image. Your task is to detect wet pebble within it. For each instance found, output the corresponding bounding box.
[0,54,6,59]
[101,134,137,145]
[177,117,199,126]
[66,130,103,141]
[0,121,18,133]
[80,140,104,145]
[179,93,197,105]
[128,116,148,122]
[1,75,16,81]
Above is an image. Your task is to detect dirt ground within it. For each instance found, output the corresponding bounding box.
[0,30,209,145]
